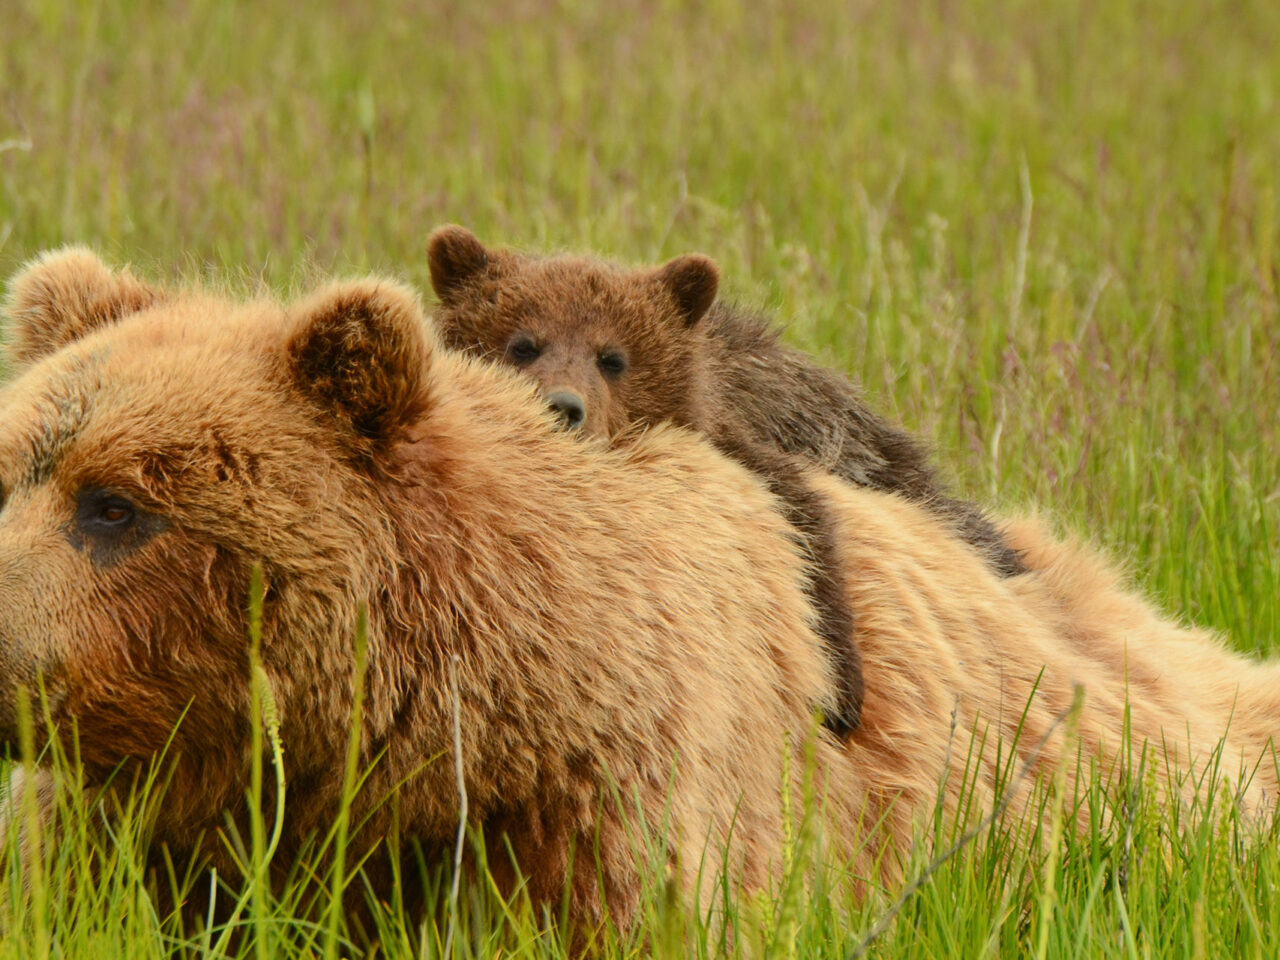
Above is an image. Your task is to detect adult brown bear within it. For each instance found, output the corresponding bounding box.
[0,249,1273,937]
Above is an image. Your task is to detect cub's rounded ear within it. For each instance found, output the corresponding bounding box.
[653,253,719,326]
[285,279,433,455]
[3,247,162,367]
[427,225,492,304]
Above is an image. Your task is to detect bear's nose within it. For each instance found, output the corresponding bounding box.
[546,391,586,431]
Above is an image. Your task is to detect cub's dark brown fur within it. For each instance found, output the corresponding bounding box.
[706,306,1026,578]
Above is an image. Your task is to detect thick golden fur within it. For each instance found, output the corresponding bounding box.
[0,250,1276,933]
[807,481,1280,870]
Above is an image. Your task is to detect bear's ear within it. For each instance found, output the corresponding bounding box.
[285,279,433,455]
[427,225,493,305]
[653,253,719,327]
[3,247,162,367]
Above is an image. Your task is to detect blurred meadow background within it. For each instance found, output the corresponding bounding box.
[1,0,1279,956]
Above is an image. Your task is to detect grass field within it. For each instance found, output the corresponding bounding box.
[1,0,1278,956]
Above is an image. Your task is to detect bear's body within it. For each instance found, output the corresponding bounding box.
[1,251,1275,936]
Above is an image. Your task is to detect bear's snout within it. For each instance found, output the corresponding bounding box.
[545,390,587,431]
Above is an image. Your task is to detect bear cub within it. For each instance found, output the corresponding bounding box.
[428,227,1027,735]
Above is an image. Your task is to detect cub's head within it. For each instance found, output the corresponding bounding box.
[427,225,720,438]
[0,249,431,781]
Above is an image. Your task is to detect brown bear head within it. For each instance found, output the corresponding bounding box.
[0,249,431,792]
[427,225,720,439]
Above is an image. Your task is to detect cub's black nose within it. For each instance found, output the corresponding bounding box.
[546,391,586,431]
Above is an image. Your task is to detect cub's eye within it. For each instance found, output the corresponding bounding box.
[597,350,628,377]
[506,335,541,365]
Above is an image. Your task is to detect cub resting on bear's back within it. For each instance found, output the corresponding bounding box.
[425,226,1024,582]
[1,249,1276,938]
[427,226,1027,735]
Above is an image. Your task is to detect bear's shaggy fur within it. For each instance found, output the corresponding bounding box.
[1,250,1276,935]
[427,226,1027,734]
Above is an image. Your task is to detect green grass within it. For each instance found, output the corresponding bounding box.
[1,0,1278,955]
[6,690,1280,959]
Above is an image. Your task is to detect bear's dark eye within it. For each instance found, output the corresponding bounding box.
[97,500,135,527]
[506,335,541,365]
[597,349,628,378]
[70,488,166,567]
[79,490,138,532]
